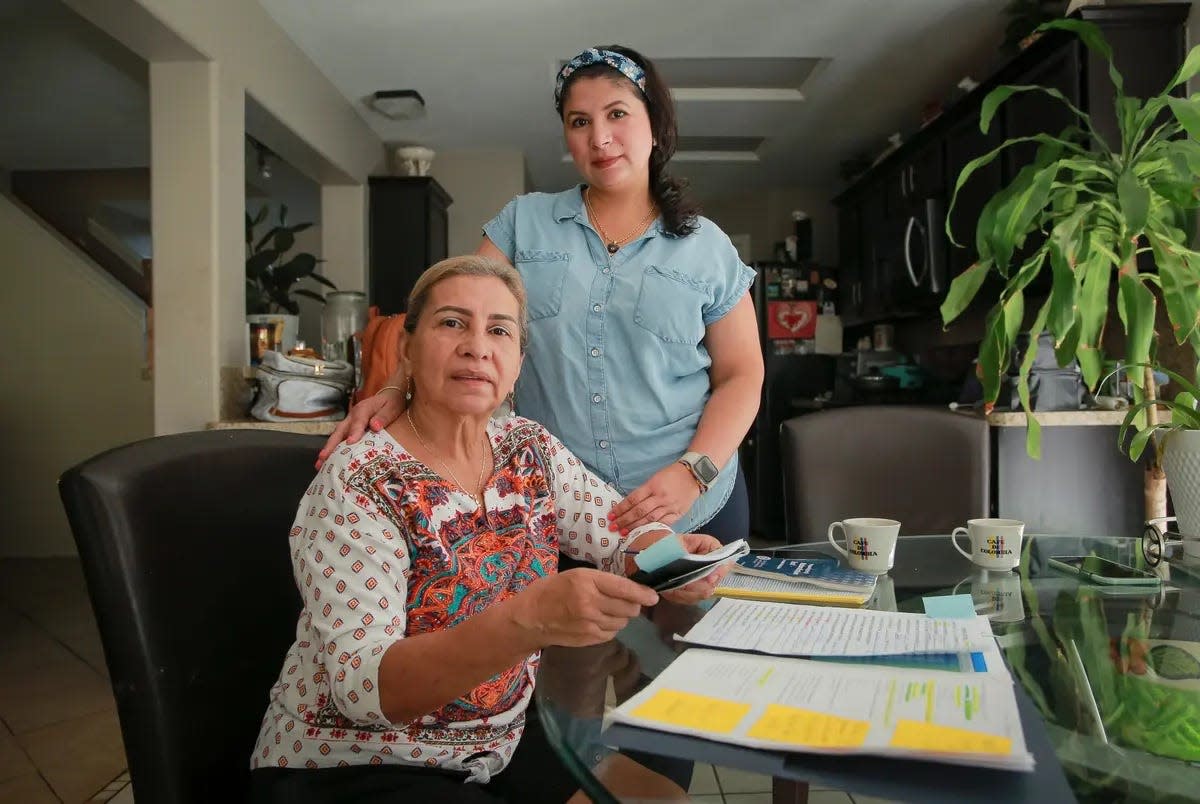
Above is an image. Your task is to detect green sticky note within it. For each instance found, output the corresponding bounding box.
[635,533,687,573]
[922,594,977,619]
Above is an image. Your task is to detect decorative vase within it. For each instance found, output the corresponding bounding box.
[246,313,299,355]
[1160,430,1200,558]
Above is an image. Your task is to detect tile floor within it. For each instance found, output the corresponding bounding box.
[0,558,895,804]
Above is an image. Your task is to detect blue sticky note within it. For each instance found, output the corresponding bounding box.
[922,594,977,619]
[970,652,988,672]
[634,533,686,573]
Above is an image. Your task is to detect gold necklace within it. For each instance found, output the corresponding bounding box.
[405,407,489,507]
[584,188,657,254]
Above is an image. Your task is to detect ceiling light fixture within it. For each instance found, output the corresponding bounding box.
[369,89,427,120]
[247,135,274,180]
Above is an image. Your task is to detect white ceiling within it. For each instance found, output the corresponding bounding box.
[0,0,1010,201]
[257,0,1009,198]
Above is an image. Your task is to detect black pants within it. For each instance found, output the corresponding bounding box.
[248,707,691,803]
[697,464,750,545]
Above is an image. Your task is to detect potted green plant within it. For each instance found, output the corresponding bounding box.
[940,19,1200,520]
[245,203,335,352]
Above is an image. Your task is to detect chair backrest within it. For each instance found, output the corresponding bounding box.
[58,429,324,803]
[780,406,990,542]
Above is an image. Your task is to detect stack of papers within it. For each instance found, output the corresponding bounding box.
[608,597,1034,772]
[715,556,877,606]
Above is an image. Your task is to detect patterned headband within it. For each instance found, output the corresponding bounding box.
[554,48,647,109]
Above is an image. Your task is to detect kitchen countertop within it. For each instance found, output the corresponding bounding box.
[974,408,1142,427]
[207,419,339,435]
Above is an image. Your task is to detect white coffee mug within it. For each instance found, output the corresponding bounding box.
[952,518,1024,570]
[954,569,1025,623]
[827,518,900,574]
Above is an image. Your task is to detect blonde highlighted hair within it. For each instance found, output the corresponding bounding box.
[402,255,529,352]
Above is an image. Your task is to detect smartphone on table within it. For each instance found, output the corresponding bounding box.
[1047,555,1161,586]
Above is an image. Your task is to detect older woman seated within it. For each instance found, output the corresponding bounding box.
[250,255,726,803]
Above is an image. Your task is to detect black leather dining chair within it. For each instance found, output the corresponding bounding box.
[58,429,324,804]
[779,406,991,542]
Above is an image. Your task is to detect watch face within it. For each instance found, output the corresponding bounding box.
[694,455,719,483]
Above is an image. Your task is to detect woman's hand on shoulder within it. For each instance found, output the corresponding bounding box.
[660,533,729,605]
[607,463,702,533]
[510,568,659,648]
[314,389,404,469]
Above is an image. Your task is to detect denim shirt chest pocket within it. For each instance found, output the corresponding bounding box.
[634,265,711,344]
[515,249,571,321]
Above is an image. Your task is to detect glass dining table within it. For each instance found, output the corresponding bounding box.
[534,534,1200,804]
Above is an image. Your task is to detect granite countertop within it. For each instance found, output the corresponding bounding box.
[207,419,339,435]
[975,409,1143,427]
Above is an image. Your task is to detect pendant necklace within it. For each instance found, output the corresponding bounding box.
[584,188,657,254]
[406,407,489,507]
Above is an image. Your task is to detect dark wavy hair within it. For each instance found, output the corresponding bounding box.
[556,45,701,238]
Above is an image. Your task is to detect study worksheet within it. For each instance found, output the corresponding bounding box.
[609,648,1035,771]
[678,598,994,657]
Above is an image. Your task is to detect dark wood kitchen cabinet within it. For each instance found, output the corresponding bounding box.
[368,177,452,314]
[833,3,1188,326]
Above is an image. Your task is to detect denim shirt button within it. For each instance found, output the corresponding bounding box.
[599,440,609,449]
[592,394,602,404]
[592,303,602,313]
[590,347,601,357]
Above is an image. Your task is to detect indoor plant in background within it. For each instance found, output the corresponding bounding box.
[940,18,1200,522]
[245,203,336,353]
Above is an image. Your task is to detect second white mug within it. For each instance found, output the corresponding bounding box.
[828,518,900,574]
[952,518,1024,570]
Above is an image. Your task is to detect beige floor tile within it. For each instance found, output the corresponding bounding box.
[0,772,60,803]
[688,763,720,794]
[108,782,134,803]
[0,728,35,783]
[723,794,772,804]
[0,606,77,678]
[17,708,125,803]
[0,648,115,734]
[807,792,853,804]
[689,796,724,804]
[715,765,771,793]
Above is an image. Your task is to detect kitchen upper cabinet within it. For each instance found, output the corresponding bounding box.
[368,177,452,315]
[832,4,1187,325]
[837,196,864,320]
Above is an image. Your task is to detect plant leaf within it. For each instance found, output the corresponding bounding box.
[1116,265,1157,386]
[1167,97,1200,141]
[292,288,327,304]
[1039,19,1121,96]
[945,134,1083,247]
[289,222,313,235]
[1166,43,1200,91]
[978,308,1008,406]
[1016,299,1052,459]
[279,204,289,227]
[254,226,280,254]
[940,261,991,324]
[991,163,1057,274]
[246,249,277,278]
[980,86,1020,134]
[309,272,337,290]
[1149,232,1200,351]
[1118,170,1150,234]
[273,229,296,254]
[1076,245,1113,389]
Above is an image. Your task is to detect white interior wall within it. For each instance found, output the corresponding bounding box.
[702,187,838,266]
[430,150,527,258]
[0,193,153,556]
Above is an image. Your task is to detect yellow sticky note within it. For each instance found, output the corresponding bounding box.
[889,719,1012,756]
[629,689,750,735]
[746,705,870,748]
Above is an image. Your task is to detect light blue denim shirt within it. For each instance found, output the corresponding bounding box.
[483,185,755,533]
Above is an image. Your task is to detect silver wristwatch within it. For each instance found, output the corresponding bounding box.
[678,451,719,492]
